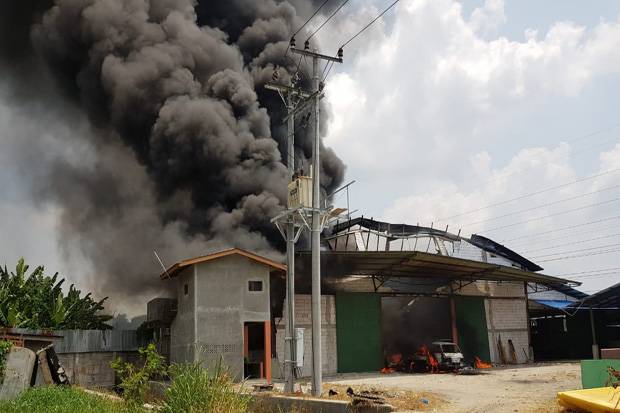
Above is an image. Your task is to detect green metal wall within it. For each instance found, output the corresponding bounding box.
[336,293,382,373]
[455,296,491,362]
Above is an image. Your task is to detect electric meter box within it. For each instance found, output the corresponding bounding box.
[295,328,304,367]
[288,176,312,209]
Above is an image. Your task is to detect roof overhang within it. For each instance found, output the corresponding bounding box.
[295,250,577,286]
[160,248,286,280]
[571,282,620,309]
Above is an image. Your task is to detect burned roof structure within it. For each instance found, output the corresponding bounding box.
[295,217,576,294]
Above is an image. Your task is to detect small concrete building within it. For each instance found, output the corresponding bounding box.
[158,248,285,381]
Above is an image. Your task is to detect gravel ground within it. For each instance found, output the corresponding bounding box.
[322,362,581,413]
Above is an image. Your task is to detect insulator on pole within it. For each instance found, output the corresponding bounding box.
[337,48,343,59]
[304,40,310,50]
[290,37,296,48]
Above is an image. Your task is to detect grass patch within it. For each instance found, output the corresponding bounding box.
[0,386,147,413]
[163,362,251,413]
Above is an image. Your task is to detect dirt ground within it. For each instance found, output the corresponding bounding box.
[322,362,581,413]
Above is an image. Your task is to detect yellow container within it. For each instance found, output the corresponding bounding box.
[558,387,620,413]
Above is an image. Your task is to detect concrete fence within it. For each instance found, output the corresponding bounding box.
[0,328,144,389]
[55,330,145,388]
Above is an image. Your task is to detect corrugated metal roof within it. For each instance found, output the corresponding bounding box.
[573,282,620,309]
[295,250,576,286]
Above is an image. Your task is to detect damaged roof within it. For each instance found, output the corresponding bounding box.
[296,250,577,287]
[330,217,543,272]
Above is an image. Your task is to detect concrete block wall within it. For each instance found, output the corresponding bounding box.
[58,351,139,388]
[275,295,337,378]
[193,255,271,380]
[485,298,530,364]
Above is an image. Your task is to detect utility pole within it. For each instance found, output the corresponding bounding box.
[290,43,342,397]
[265,74,310,393]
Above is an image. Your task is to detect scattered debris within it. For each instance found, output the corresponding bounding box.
[252,383,274,392]
[0,344,69,400]
[346,387,387,406]
[328,388,339,396]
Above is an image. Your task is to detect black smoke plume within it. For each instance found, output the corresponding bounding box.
[0,0,345,309]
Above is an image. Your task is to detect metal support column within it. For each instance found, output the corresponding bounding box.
[590,308,599,359]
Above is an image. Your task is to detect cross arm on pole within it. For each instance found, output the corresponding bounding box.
[290,47,343,64]
[265,82,312,99]
[282,90,324,122]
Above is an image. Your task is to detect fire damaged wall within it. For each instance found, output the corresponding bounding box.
[381,297,452,357]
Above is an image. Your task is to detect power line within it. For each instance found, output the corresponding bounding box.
[537,247,620,263]
[282,0,332,62]
[529,242,620,259]
[462,183,620,228]
[568,272,620,280]
[293,0,332,38]
[518,233,620,255]
[567,122,620,144]
[481,197,620,233]
[503,214,620,243]
[434,123,620,209]
[506,226,620,248]
[440,167,620,222]
[307,0,351,41]
[558,267,620,276]
[340,0,402,49]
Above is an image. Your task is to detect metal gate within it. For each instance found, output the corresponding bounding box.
[336,293,382,373]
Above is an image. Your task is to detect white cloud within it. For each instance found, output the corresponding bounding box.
[320,0,620,292]
[470,0,507,36]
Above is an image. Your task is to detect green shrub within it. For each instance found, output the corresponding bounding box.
[110,344,166,404]
[0,340,12,382]
[163,361,251,413]
[0,386,146,413]
[0,258,112,330]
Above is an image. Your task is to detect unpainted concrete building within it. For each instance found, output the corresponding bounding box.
[157,249,284,381]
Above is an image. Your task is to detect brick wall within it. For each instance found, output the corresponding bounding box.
[274,295,337,378]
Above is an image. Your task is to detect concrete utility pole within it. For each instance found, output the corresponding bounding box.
[290,45,342,397]
[264,79,306,393]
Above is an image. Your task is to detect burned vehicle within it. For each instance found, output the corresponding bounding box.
[431,340,465,370]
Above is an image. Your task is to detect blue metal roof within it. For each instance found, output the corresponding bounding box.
[533,299,574,309]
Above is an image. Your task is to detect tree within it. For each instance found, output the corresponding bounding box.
[0,258,112,330]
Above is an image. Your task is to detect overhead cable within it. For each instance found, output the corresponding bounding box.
[293,0,332,38]
[529,242,620,259]
[462,183,620,228]
[282,0,332,62]
[307,0,351,40]
[557,267,620,276]
[506,226,620,248]
[439,167,620,222]
[537,247,620,263]
[340,0,402,49]
[482,197,620,233]
[518,232,620,255]
[502,214,620,242]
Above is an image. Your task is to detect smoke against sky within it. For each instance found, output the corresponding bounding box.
[0,0,344,310]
